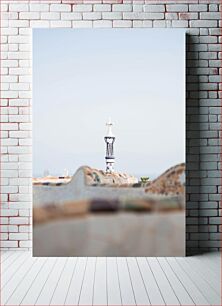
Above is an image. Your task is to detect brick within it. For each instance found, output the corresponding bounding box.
[72,21,93,28]
[1,241,18,248]
[2,60,18,68]
[41,12,60,20]
[30,4,49,12]
[50,4,71,12]
[179,13,198,20]
[9,217,29,225]
[209,60,221,68]
[199,209,218,217]
[8,20,29,28]
[123,12,164,20]
[2,123,18,131]
[113,20,132,27]
[191,233,209,240]
[30,21,50,28]
[19,226,30,233]
[200,12,221,20]
[1,138,18,146]
[172,20,188,28]
[61,13,82,20]
[189,20,218,28]
[165,13,178,20]
[210,233,221,240]
[144,5,165,12]
[166,5,188,12]
[1,209,18,216]
[1,233,9,240]
[83,12,102,20]
[9,99,30,107]
[9,155,19,162]
[200,202,218,209]
[133,5,143,12]
[199,36,217,44]
[9,233,29,240]
[9,115,30,123]
[209,217,222,225]
[133,20,143,27]
[189,4,207,12]
[102,12,122,19]
[93,4,111,12]
[209,28,221,35]
[93,20,112,28]
[153,20,170,28]
[209,4,219,12]
[19,209,30,217]
[112,4,132,11]
[9,4,28,12]
[9,67,31,75]
[1,28,18,36]
[1,91,18,99]
[19,241,31,248]
[73,4,92,12]
[50,21,72,28]
[19,12,40,20]
[1,170,18,178]
[1,4,8,12]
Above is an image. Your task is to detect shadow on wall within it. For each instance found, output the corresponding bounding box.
[186,33,206,256]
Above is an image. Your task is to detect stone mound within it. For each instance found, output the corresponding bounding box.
[145,163,185,195]
[83,166,138,186]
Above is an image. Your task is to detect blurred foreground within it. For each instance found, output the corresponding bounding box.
[33,163,185,256]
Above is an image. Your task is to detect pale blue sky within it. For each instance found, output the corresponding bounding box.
[33,29,185,179]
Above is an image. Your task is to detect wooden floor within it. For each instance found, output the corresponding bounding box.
[1,251,220,306]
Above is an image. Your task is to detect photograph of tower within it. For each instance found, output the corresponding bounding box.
[33,29,186,256]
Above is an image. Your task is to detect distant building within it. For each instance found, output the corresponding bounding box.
[104,119,115,173]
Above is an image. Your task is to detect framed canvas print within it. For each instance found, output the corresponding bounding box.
[33,29,186,256]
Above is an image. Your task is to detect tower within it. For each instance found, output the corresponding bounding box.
[104,119,115,173]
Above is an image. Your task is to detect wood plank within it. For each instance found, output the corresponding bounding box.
[65,257,87,306]
[187,257,220,294]
[20,258,57,305]
[176,257,221,305]
[157,258,194,305]
[107,257,121,306]
[1,256,37,305]
[35,258,67,306]
[50,257,77,305]
[93,257,107,305]
[5,258,46,305]
[167,257,209,305]
[137,257,165,306]
[2,251,23,273]
[117,257,136,305]
[195,253,220,274]
[1,252,220,306]
[79,257,96,305]
[0,251,14,263]
[147,258,179,305]
[127,257,150,305]
[1,252,30,289]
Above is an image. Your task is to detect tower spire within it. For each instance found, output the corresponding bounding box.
[104,119,115,173]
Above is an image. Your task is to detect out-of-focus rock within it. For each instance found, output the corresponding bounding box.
[62,200,89,216]
[90,199,119,212]
[83,166,138,186]
[33,200,89,225]
[145,163,185,195]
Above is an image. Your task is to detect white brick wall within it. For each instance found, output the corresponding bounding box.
[0,0,221,254]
